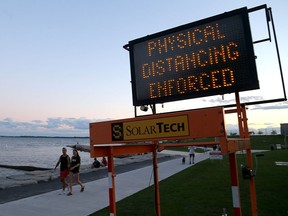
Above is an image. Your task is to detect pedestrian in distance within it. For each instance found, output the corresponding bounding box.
[101,157,107,166]
[91,157,107,168]
[67,149,85,196]
[188,146,195,164]
[91,158,101,168]
[54,147,70,194]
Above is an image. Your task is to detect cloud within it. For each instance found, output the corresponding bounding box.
[203,96,265,104]
[202,96,288,111]
[251,101,288,110]
[0,117,112,136]
[45,118,97,130]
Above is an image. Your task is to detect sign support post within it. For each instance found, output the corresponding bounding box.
[234,92,258,216]
[153,143,161,216]
[229,152,242,216]
[108,147,117,216]
[151,104,161,216]
[247,149,257,216]
[236,93,258,216]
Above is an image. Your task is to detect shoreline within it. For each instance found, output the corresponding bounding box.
[0,153,179,204]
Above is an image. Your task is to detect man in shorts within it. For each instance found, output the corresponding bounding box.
[188,146,195,164]
[54,147,70,194]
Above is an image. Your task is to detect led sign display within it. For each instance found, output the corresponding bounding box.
[127,7,259,106]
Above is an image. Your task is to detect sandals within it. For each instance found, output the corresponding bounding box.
[67,186,84,195]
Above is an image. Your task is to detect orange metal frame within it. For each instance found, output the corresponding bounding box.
[90,107,226,147]
[89,94,258,216]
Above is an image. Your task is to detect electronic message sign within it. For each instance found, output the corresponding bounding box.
[126,7,259,106]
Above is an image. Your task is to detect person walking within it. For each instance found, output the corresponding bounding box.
[54,147,70,194]
[67,149,84,196]
[188,146,195,164]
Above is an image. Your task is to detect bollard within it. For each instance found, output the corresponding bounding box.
[222,208,227,216]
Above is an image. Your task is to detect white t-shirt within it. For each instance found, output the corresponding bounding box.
[188,146,195,154]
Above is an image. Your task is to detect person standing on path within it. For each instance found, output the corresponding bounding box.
[54,147,70,194]
[188,146,195,164]
[67,149,84,196]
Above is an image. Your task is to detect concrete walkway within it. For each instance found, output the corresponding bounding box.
[0,150,210,216]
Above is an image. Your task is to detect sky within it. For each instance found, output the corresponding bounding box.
[0,0,287,136]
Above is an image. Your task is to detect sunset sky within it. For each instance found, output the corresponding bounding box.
[0,0,287,136]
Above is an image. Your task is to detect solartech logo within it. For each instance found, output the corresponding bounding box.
[111,115,189,141]
[111,123,124,141]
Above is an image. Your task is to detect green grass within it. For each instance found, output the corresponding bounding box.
[225,134,286,150]
[249,135,286,150]
[161,135,286,152]
[90,136,288,216]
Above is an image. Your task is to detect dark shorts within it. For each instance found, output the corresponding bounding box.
[70,169,79,174]
[60,170,69,179]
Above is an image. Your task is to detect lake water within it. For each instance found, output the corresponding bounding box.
[0,137,92,177]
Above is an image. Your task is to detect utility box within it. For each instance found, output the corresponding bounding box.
[280,123,288,136]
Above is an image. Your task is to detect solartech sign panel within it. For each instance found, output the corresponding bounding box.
[111,115,189,141]
[126,7,258,106]
[90,107,225,144]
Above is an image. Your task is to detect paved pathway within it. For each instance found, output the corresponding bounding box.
[0,150,209,216]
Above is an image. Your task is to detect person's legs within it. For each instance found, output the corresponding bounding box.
[75,173,85,192]
[61,178,65,191]
[64,177,68,189]
[192,154,195,164]
[67,173,73,195]
[60,170,68,192]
